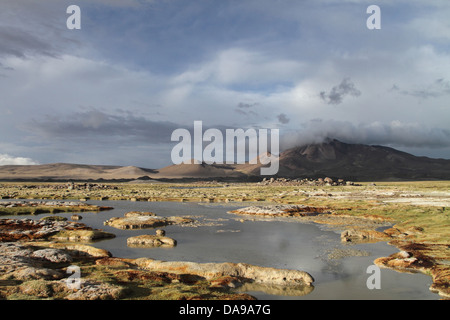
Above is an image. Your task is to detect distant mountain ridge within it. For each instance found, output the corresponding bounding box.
[242,139,450,181]
[1,140,450,181]
[0,163,157,181]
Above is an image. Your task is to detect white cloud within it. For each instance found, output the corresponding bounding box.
[0,154,39,165]
[1,0,450,166]
[280,119,450,151]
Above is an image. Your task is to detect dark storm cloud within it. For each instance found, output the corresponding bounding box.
[25,109,183,145]
[25,109,240,146]
[319,78,361,105]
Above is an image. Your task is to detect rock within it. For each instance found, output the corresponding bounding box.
[156,229,165,236]
[0,243,55,280]
[134,258,314,287]
[104,212,194,230]
[13,267,64,280]
[29,242,112,258]
[65,280,126,300]
[31,248,73,263]
[124,211,156,218]
[71,215,82,221]
[229,204,330,217]
[127,234,177,247]
[50,229,116,242]
[0,218,108,242]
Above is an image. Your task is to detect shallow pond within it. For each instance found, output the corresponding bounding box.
[1,200,438,300]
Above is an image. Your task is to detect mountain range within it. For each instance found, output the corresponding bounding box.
[1,140,450,181]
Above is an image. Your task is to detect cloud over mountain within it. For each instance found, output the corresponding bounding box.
[280,119,450,151]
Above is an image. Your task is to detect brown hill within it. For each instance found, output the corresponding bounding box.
[0,163,157,181]
[236,139,450,181]
[152,159,246,179]
[1,140,449,181]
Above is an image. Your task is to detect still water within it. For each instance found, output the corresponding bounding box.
[2,200,438,300]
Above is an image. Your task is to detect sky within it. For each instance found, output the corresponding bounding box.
[0,0,450,168]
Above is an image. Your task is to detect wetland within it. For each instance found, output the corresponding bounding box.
[0,180,448,300]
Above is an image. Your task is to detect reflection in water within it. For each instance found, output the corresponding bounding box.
[237,282,314,297]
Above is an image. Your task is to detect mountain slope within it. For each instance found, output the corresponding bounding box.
[152,160,246,179]
[236,139,450,180]
[0,163,157,180]
[1,140,450,181]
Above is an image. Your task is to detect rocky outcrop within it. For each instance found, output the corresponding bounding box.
[0,218,115,242]
[134,258,314,287]
[0,242,120,300]
[0,218,89,241]
[127,230,177,248]
[31,248,73,263]
[104,211,194,230]
[65,280,126,300]
[27,242,111,258]
[229,204,331,217]
[0,243,67,281]
[50,229,116,242]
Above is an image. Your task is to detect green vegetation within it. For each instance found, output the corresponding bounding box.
[0,206,74,216]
